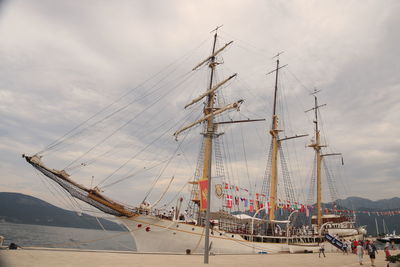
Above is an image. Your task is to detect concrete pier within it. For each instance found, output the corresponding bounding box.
[0,247,397,267]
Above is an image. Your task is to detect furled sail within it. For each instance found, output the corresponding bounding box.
[192,41,233,71]
[173,99,243,138]
[184,73,237,109]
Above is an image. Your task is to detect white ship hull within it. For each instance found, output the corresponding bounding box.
[120,215,324,254]
[120,215,292,254]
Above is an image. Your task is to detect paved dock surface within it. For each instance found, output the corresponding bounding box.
[0,248,397,267]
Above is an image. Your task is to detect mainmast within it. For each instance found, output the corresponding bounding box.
[265,54,306,222]
[268,57,281,222]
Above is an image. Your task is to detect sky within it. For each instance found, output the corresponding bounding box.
[0,0,399,213]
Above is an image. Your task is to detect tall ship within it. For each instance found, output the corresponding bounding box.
[23,29,364,255]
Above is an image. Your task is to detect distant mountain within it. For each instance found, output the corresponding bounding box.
[336,196,400,211]
[0,192,127,231]
[332,197,400,236]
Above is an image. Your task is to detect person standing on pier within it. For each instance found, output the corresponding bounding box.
[384,242,391,259]
[342,240,348,255]
[356,241,364,265]
[366,241,378,266]
[319,242,326,258]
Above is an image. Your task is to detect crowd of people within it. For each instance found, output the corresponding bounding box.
[319,238,398,266]
[351,240,378,266]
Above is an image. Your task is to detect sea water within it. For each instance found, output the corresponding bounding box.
[0,222,136,251]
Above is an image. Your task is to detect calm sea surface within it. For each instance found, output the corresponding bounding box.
[0,222,136,251]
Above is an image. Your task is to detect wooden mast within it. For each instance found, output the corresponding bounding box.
[314,95,323,228]
[268,57,280,222]
[306,91,341,230]
[266,55,305,223]
[174,27,241,262]
[266,53,288,221]
[307,91,326,228]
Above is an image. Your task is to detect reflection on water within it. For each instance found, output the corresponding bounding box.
[0,222,136,251]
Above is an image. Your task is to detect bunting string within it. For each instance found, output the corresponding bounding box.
[221,182,400,216]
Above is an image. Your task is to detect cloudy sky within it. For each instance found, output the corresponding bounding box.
[0,0,399,212]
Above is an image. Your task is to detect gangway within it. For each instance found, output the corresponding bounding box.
[324,234,344,251]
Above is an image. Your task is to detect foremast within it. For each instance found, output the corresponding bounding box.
[202,32,217,265]
[173,29,241,263]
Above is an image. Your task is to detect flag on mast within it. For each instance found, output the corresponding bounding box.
[198,179,208,211]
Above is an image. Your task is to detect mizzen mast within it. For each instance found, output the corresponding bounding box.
[306,90,340,229]
[306,91,325,228]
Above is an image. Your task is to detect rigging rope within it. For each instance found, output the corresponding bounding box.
[279,144,297,203]
[102,158,170,189]
[96,103,202,188]
[151,176,175,208]
[187,126,206,218]
[322,158,340,202]
[213,134,229,212]
[34,169,78,212]
[306,154,317,205]
[141,125,191,203]
[43,66,189,159]
[39,37,210,155]
[261,141,273,201]
[239,122,252,203]
[64,70,197,170]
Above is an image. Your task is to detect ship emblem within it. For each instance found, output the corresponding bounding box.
[215,184,223,198]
